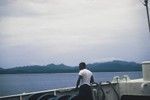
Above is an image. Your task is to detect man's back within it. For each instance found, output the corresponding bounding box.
[75,62,94,100]
[79,69,92,86]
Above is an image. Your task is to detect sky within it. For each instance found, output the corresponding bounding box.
[0,0,150,68]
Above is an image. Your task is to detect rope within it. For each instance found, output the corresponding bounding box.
[106,81,120,100]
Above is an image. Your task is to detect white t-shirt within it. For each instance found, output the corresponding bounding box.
[79,69,93,86]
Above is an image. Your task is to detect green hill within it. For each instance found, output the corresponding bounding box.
[0,60,142,74]
[87,60,141,72]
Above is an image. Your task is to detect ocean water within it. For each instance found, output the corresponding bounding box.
[0,71,142,96]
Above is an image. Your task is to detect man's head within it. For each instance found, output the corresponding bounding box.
[79,62,86,70]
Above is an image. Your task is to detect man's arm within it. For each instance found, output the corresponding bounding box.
[90,75,94,84]
[76,75,82,89]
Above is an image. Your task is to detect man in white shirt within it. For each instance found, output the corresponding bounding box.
[75,62,94,100]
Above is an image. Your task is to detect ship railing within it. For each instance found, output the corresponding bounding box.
[0,82,119,100]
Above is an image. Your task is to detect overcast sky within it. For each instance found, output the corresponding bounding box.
[0,0,150,68]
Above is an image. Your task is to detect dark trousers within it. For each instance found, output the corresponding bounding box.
[73,84,93,100]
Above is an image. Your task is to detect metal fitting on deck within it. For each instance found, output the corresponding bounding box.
[142,61,150,81]
[141,82,150,94]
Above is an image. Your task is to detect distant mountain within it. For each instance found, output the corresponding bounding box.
[0,64,76,74]
[0,68,3,70]
[87,60,141,72]
[0,60,142,74]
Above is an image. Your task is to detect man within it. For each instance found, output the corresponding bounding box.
[75,62,94,100]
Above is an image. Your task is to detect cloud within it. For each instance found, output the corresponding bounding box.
[0,0,150,67]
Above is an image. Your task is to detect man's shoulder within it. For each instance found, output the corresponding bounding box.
[79,69,92,73]
[79,69,87,75]
[85,69,92,72]
[83,69,93,74]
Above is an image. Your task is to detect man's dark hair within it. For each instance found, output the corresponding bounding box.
[79,62,86,70]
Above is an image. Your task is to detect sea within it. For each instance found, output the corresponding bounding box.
[0,71,142,96]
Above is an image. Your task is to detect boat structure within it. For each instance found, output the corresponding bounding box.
[0,61,150,100]
[0,0,150,100]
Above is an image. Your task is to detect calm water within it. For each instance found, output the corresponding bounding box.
[0,72,142,96]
